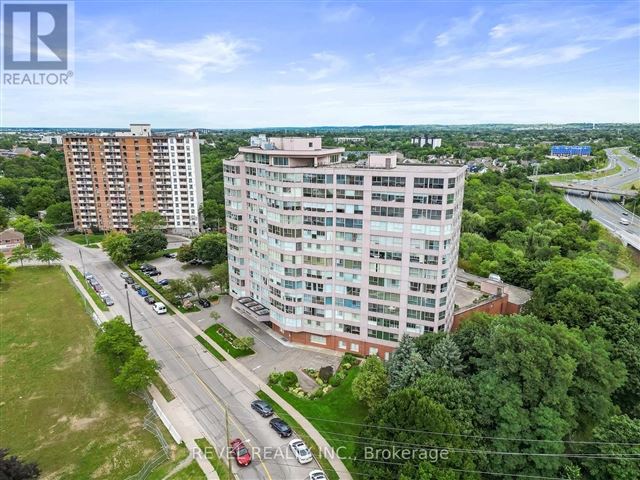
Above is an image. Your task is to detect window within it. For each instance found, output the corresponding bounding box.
[371,206,404,217]
[448,177,456,188]
[310,335,327,345]
[337,175,364,185]
[412,208,442,220]
[372,192,405,202]
[338,340,346,349]
[414,177,445,189]
[336,189,363,200]
[272,157,289,166]
[407,309,435,321]
[368,316,400,329]
[336,218,363,229]
[369,249,402,261]
[336,259,362,270]
[369,347,378,356]
[368,329,399,342]
[445,209,454,220]
[351,343,359,352]
[372,176,406,187]
[413,194,443,205]
[303,173,333,184]
[447,193,455,204]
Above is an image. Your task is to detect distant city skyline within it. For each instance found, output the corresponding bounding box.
[2,0,639,127]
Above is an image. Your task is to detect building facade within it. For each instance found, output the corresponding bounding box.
[63,124,203,235]
[224,136,465,358]
[550,145,592,157]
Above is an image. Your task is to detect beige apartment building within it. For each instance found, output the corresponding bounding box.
[64,124,203,235]
[224,136,465,358]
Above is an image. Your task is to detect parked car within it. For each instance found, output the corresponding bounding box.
[93,283,104,293]
[88,277,99,287]
[163,252,177,258]
[251,400,274,417]
[269,418,292,438]
[308,471,327,480]
[197,298,211,308]
[102,295,114,306]
[153,302,167,314]
[138,288,149,297]
[125,276,135,285]
[84,271,93,279]
[140,263,156,272]
[131,283,141,291]
[289,439,313,464]
[147,269,161,277]
[189,258,205,265]
[120,272,130,279]
[157,279,170,286]
[144,296,156,305]
[230,438,251,467]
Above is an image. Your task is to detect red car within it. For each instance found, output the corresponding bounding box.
[230,438,251,466]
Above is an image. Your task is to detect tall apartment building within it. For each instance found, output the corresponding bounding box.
[64,124,203,235]
[224,136,465,358]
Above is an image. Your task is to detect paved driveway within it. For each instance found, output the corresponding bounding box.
[188,296,340,386]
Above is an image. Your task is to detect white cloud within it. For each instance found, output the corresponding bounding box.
[434,9,483,47]
[283,52,348,81]
[320,3,361,23]
[78,31,255,79]
[402,21,426,44]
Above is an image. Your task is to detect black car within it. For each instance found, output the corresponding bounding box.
[269,418,292,437]
[140,263,155,272]
[198,298,211,308]
[131,283,141,291]
[163,252,177,258]
[144,296,156,305]
[124,276,135,285]
[147,269,161,276]
[251,400,273,417]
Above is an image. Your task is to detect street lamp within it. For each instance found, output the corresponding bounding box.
[124,283,133,329]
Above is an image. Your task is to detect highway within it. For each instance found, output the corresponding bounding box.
[563,148,640,240]
[52,236,321,480]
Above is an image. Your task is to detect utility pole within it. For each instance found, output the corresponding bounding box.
[226,406,233,478]
[79,248,86,275]
[124,284,133,329]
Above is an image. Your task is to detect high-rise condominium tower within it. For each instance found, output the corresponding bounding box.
[64,124,203,235]
[224,135,465,358]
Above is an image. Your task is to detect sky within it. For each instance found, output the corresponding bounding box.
[2,0,639,127]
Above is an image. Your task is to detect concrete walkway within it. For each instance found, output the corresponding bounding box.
[128,267,354,480]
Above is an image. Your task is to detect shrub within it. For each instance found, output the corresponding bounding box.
[210,294,219,301]
[280,371,299,389]
[268,372,282,386]
[319,366,334,383]
[329,375,342,387]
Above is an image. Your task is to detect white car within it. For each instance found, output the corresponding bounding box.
[289,438,313,464]
[120,271,130,279]
[308,471,327,480]
[153,302,167,314]
[619,217,630,226]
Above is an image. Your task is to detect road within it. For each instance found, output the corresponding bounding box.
[52,236,321,480]
[563,148,640,239]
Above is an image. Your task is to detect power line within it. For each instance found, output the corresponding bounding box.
[303,416,640,447]
[316,430,640,461]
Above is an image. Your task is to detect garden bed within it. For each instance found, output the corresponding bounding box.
[202,323,254,358]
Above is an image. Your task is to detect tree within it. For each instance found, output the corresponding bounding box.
[113,346,159,392]
[210,310,221,322]
[426,336,464,376]
[8,245,32,267]
[210,261,229,292]
[167,279,191,303]
[10,216,55,247]
[95,316,141,369]
[176,243,196,263]
[34,242,61,265]
[387,335,428,390]
[0,448,40,479]
[128,230,167,261]
[188,272,212,300]
[582,415,640,480]
[102,232,132,264]
[201,199,226,230]
[0,253,13,285]
[22,185,57,217]
[0,206,9,229]
[0,178,21,209]
[352,355,388,410]
[232,336,254,351]
[44,201,72,225]
[191,232,227,264]
[132,211,165,231]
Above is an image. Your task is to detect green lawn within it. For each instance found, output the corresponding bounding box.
[262,366,365,476]
[69,264,109,311]
[0,266,164,478]
[612,148,638,168]
[166,459,206,479]
[195,335,226,361]
[195,438,231,480]
[538,163,622,183]
[154,377,176,402]
[64,232,106,246]
[202,323,254,358]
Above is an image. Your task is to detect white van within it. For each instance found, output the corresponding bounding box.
[619,217,630,226]
[153,302,167,314]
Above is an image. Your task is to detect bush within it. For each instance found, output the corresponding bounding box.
[268,372,282,386]
[319,365,334,383]
[210,294,220,301]
[329,375,343,387]
[280,371,299,389]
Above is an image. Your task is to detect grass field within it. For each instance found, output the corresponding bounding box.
[69,265,109,311]
[612,148,638,168]
[202,323,254,358]
[165,459,206,479]
[538,163,622,183]
[0,266,165,479]
[195,335,227,361]
[64,232,106,246]
[195,438,231,480]
[266,366,365,474]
